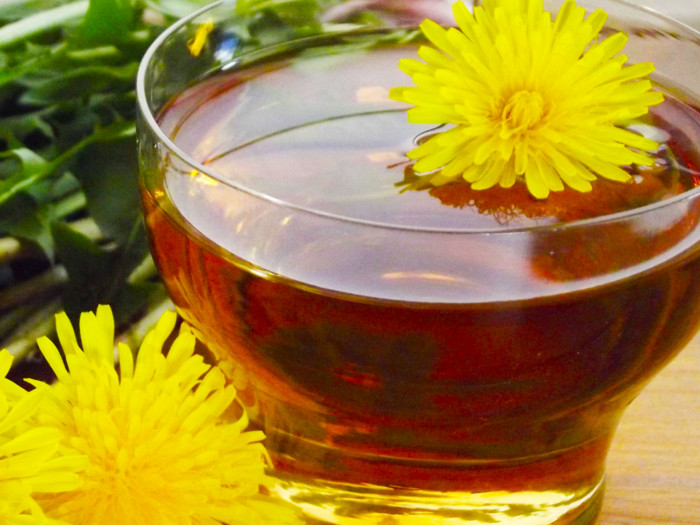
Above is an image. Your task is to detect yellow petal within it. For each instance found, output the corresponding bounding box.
[395,0,666,198]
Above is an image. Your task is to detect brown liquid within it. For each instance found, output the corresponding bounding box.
[141,43,700,523]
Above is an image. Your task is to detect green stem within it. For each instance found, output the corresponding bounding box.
[0,303,35,341]
[52,190,88,220]
[0,1,89,49]
[0,121,134,208]
[0,265,67,312]
[2,299,61,361]
[116,292,174,350]
[127,254,158,284]
[67,44,121,61]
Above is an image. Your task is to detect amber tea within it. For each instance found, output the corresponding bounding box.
[137,2,700,524]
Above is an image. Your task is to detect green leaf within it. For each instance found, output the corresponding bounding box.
[78,0,137,44]
[51,221,111,310]
[52,218,152,323]
[0,147,52,208]
[144,0,212,17]
[0,112,55,149]
[0,121,132,209]
[73,130,140,243]
[0,168,83,259]
[0,193,53,257]
[19,62,138,105]
[256,0,321,28]
[0,0,337,335]
[110,280,164,325]
[234,0,331,46]
[1,147,48,174]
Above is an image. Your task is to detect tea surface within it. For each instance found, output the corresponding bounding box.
[154,44,700,303]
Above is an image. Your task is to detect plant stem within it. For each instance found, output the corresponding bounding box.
[116,292,174,350]
[52,189,87,219]
[0,1,89,48]
[128,254,158,284]
[0,265,67,312]
[2,298,61,361]
[0,303,35,341]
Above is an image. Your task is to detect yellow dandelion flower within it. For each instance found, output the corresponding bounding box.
[389,0,665,198]
[0,350,83,525]
[26,305,277,525]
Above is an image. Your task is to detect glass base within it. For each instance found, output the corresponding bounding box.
[269,475,605,525]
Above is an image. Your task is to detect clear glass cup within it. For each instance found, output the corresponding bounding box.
[136,1,700,523]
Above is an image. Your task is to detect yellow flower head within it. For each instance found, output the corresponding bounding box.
[27,306,274,525]
[0,350,83,524]
[389,0,665,198]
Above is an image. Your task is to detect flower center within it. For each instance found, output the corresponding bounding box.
[501,90,546,133]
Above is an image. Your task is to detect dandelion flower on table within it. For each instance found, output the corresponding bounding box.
[0,350,83,525]
[389,0,665,198]
[27,305,279,525]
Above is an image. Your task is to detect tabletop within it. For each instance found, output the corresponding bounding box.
[598,332,700,524]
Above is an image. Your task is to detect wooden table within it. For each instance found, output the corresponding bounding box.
[598,333,700,524]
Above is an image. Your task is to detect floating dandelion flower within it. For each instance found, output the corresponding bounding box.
[27,305,278,525]
[390,0,665,198]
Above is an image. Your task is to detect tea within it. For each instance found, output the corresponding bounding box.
[141,40,700,523]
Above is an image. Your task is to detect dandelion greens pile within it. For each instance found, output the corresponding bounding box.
[0,0,347,366]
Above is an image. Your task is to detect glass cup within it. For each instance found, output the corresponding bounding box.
[136,1,700,523]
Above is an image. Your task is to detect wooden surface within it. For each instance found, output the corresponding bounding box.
[598,333,700,524]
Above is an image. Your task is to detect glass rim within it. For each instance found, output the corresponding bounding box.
[136,0,700,235]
